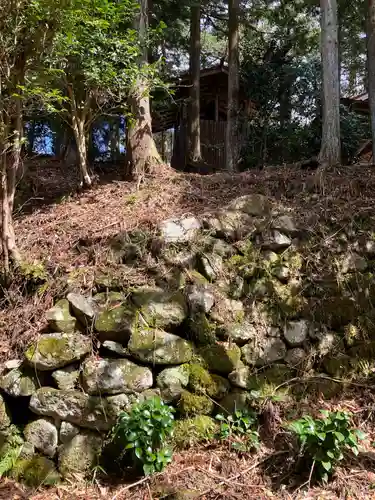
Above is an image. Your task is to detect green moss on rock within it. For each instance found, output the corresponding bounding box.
[46,299,77,333]
[187,363,229,398]
[199,343,241,375]
[128,328,194,365]
[12,456,60,486]
[94,305,138,343]
[58,432,102,478]
[178,390,214,417]
[25,333,91,371]
[173,415,217,449]
[188,313,217,346]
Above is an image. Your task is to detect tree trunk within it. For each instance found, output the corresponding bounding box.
[71,114,91,187]
[226,0,240,172]
[367,0,375,162]
[319,0,341,167]
[188,1,201,164]
[127,0,161,185]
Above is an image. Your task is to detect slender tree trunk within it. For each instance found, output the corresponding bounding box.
[188,1,201,164]
[71,114,91,187]
[127,0,161,185]
[367,0,375,162]
[226,0,240,172]
[68,85,92,188]
[319,0,341,167]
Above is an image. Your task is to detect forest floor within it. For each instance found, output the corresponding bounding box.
[2,160,375,498]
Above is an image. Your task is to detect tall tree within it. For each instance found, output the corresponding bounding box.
[226,0,240,172]
[127,0,162,186]
[319,0,341,167]
[367,0,375,162]
[188,1,202,164]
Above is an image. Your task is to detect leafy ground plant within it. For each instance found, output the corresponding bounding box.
[215,409,259,452]
[112,397,175,476]
[288,410,365,483]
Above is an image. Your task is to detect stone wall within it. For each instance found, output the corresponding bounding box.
[1,193,375,483]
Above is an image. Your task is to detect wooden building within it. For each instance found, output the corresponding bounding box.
[152,64,255,172]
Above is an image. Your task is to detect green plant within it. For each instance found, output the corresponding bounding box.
[288,410,365,482]
[0,427,24,478]
[111,397,175,476]
[215,410,259,452]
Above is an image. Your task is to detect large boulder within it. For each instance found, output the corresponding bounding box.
[132,287,187,329]
[159,216,201,244]
[46,299,77,333]
[0,367,39,397]
[199,343,241,375]
[228,194,271,216]
[128,329,193,365]
[24,418,58,457]
[241,338,287,367]
[58,431,102,478]
[25,333,91,371]
[82,358,153,395]
[29,388,135,431]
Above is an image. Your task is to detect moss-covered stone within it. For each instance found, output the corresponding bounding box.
[219,389,250,414]
[82,357,153,395]
[29,387,136,431]
[157,365,190,402]
[199,343,241,375]
[94,304,138,343]
[67,293,97,326]
[188,312,217,346]
[241,338,287,367]
[12,456,60,486]
[172,415,217,449]
[46,299,77,333]
[209,296,244,325]
[0,367,39,397]
[25,333,91,371]
[128,328,194,365]
[178,390,214,417]
[187,363,229,398]
[52,365,80,390]
[58,431,102,478]
[0,394,11,430]
[323,354,352,377]
[24,418,58,458]
[132,287,187,329]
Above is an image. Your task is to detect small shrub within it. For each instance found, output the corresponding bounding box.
[216,409,259,452]
[288,410,365,482]
[111,397,175,476]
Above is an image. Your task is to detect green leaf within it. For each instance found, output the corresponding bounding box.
[334,432,345,442]
[321,460,332,472]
